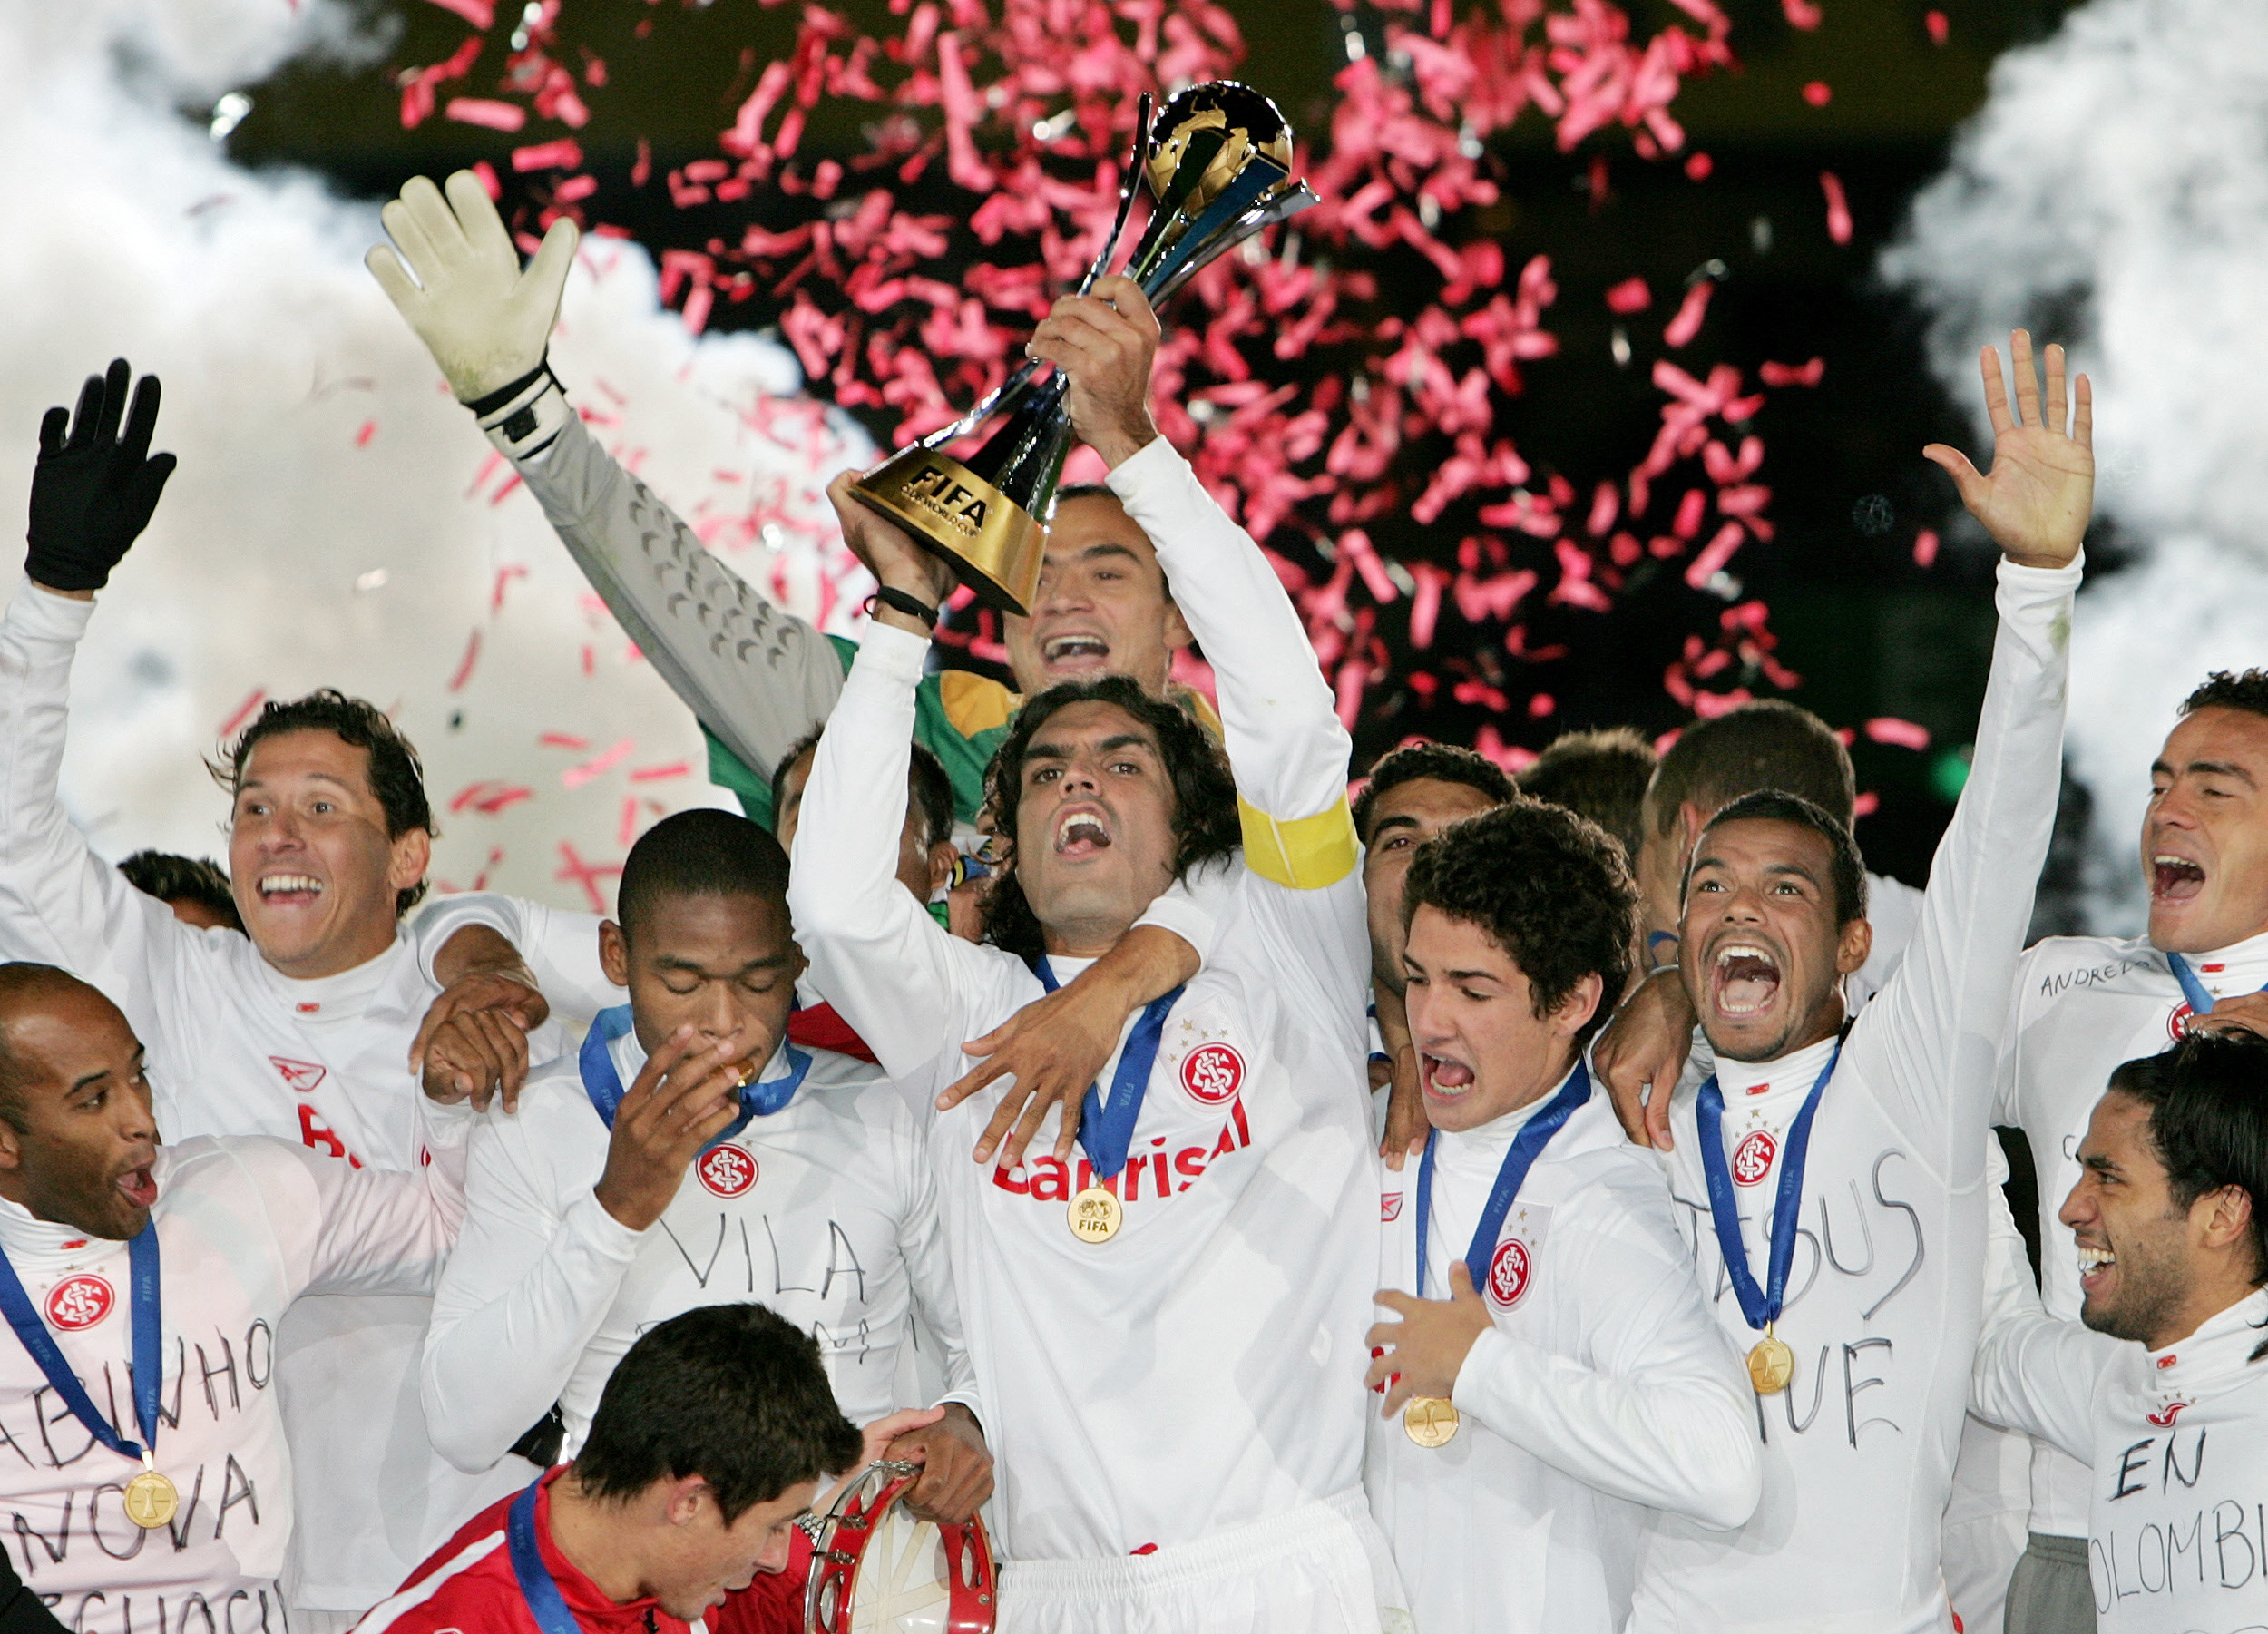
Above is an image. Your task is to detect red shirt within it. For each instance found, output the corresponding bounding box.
[356,1468,808,1634]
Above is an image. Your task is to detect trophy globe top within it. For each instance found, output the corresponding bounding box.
[1144,82,1298,219]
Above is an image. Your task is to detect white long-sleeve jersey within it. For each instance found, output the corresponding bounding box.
[422,1025,974,1469]
[1365,1075,1760,1634]
[787,436,1381,1569]
[1630,555,2080,1634]
[0,579,533,1609]
[1990,925,2268,1541]
[1972,1286,2268,1631]
[0,1134,461,1631]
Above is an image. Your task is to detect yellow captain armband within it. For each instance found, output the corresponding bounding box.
[1237,795,1360,890]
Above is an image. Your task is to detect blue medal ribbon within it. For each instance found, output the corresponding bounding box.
[578,1005,812,1152]
[1034,958,1185,1181]
[1694,1043,1841,1334]
[507,1477,584,1634]
[1413,1061,1591,1297]
[0,1224,162,1467]
[2167,953,2267,1020]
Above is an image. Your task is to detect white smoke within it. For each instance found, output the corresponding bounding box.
[1882,0,2268,930]
[0,0,869,913]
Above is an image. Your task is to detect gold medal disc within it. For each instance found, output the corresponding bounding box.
[1068,1186,1123,1244]
[1746,1334,1795,1396]
[123,1468,178,1530]
[1403,1395,1461,1448]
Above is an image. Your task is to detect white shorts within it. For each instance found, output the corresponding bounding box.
[996,1489,1411,1634]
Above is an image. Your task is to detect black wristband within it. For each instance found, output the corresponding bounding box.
[462,358,553,417]
[865,586,940,630]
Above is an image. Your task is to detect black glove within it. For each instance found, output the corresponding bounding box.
[25,359,177,592]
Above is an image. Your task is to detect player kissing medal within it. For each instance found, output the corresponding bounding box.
[1694,1044,1842,1396]
[1037,961,1184,1243]
[1403,1062,1595,1446]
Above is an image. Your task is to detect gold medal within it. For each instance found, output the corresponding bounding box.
[1746,1330,1794,1395]
[1068,1186,1122,1244]
[1403,1395,1461,1448]
[123,1467,178,1530]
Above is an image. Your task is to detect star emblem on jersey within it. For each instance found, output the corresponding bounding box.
[1732,1128,1777,1186]
[2146,1399,2188,1428]
[696,1144,758,1199]
[44,1274,114,1331]
[269,1056,327,1093]
[1178,1042,1244,1105]
[2167,1003,2194,1043]
[1484,1238,1532,1310]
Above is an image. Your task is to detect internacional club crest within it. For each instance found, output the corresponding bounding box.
[1179,1042,1245,1106]
[46,1274,114,1331]
[1732,1129,1778,1187]
[697,1144,758,1199]
[1484,1238,1533,1311]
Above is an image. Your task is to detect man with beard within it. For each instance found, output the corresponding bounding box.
[1970,1032,2268,1634]
[0,359,553,1626]
[786,275,1401,1630]
[1985,666,2268,1632]
[0,964,464,1629]
[1626,331,2089,1634]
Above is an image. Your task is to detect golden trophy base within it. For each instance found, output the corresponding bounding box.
[851,445,1046,617]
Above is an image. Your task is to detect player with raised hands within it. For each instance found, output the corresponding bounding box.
[783,272,1401,1631]
[0,359,562,1627]
[1627,332,2091,1634]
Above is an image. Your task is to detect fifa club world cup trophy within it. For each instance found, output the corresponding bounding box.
[850,82,1316,614]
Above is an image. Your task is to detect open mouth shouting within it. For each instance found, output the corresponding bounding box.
[1052,807,1113,859]
[1040,632,1111,675]
[257,871,324,907]
[2077,1239,2116,1300]
[114,1163,158,1212]
[2151,852,2207,903]
[1709,940,1783,1020]
[1420,1049,1476,1103]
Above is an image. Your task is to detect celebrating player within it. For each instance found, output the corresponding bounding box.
[421,808,989,1521]
[1626,331,2090,1632]
[1989,666,2268,1630]
[1364,801,1759,1633]
[0,360,552,1625]
[366,1304,913,1634]
[785,275,1402,1629]
[0,964,464,1632]
[1972,1032,2268,1634]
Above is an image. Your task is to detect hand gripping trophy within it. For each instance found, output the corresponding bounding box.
[849,81,1316,615]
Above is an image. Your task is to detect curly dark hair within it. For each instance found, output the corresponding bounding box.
[1401,797,1637,1047]
[1352,740,1518,844]
[207,690,435,915]
[978,676,1240,962]
[2181,670,2268,723]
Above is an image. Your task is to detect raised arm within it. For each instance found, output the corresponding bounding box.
[0,363,199,1034]
[1863,332,2090,1175]
[367,173,850,812]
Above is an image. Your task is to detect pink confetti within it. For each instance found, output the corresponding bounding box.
[1912,528,1941,568]
[1685,152,1713,181]
[421,0,493,26]
[1782,0,1823,29]
[1606,277,1653,315]
[1820,171,1853,244]
[554,842,623,915]
[539,731,591,751]
[1925,10,1949,45]
[446,631,482,693]
[1759,357,1826,387]
[627,761,691,783]
[354,420,376,447]
[470,161,502,201]
[618,797,640,848]
[450,781,534,817]
[218,688,267,740]
[490,564,528,613]
[562,737,636,789]
[1864,718,1931,751]
[512,139,583,173]
[1684,523,1745,588]
[1853,791,1881,818]
[1802,81,1833,108]
[445,99,526,133]
[1663,280,1714,348]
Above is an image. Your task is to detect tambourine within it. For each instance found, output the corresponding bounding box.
[803,1459,998,1633]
